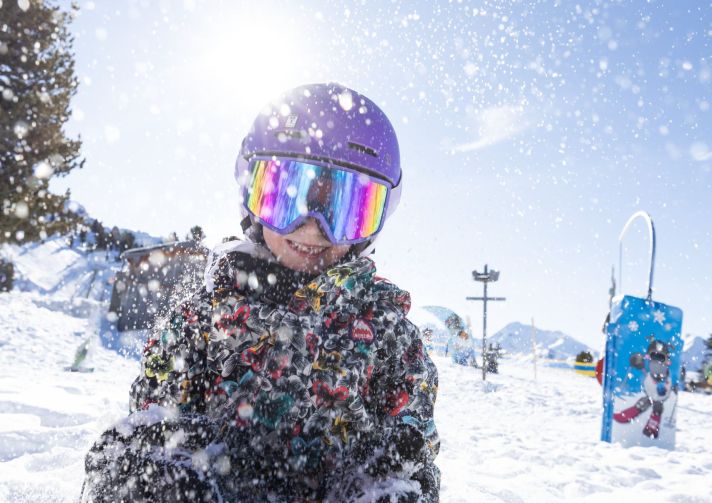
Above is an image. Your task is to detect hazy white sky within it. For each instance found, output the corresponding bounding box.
[53,0,711,347]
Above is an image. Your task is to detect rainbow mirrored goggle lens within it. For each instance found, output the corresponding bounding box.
[244,158,390,244]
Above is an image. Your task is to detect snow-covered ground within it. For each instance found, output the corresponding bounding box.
[0,290,138,502]
[435,355,712,502]
[1,286,711,502]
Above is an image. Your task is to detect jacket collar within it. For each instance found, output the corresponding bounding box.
[207,242,316,305]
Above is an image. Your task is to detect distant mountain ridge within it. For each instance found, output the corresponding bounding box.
[490,322,597,360]
[490,322,709,370]
[681,333,709,372]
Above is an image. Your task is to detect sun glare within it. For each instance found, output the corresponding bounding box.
[191,9,307,108]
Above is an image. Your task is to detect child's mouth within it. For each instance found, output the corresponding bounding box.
[286,240,329,257]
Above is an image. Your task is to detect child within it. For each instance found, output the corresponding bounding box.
[82,83,440,502]
[451,330,477,367]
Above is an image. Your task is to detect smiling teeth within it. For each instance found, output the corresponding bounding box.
[289,241,327,255]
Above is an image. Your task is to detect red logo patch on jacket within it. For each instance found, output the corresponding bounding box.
[350,319,374,344]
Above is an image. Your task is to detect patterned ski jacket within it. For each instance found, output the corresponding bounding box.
[84,244,439,502]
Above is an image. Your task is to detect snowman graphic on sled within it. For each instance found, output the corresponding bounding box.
[612,337,677,439]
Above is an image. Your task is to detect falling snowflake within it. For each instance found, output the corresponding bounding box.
[627,321,639,332]
[653,310,666,325]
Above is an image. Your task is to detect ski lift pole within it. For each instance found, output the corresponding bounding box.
[467,264,506,381]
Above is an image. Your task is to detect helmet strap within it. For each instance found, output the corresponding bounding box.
[240,216,266,245]
[350,240,375,258]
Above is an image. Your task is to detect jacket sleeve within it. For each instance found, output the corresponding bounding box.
[129,292,211,414]
[83,293,218,502]
[364,317,441,501]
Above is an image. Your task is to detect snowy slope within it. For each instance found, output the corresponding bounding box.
[1,236,119,317]
[490,322,598,360]
[0,290,138,502]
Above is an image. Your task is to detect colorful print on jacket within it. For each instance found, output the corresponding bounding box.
[89,246,439,501]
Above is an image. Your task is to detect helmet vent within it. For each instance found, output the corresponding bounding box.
[275,130,306,140]
[348,141,378,158]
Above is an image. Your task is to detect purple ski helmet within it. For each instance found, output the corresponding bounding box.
[235,83,402,256]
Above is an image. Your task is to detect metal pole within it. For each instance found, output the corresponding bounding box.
[608,266,616,309]
[467,264,505,382]
[618,242,623,295]
[482,264,488,381]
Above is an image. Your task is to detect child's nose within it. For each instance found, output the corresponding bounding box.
[299,217,329,238]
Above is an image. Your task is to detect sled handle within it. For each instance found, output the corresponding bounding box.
[618,210,656,301]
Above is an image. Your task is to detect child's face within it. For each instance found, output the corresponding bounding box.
[263,218,351,273]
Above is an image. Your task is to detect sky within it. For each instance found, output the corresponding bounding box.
[50,0,711,348]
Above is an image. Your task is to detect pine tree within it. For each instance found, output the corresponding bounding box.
[90,219,106,250]
[0,0,83,244]
[110,226,121,251]
[118,230,136,252]
[575,351,594,363]
[704,333,712,365]
[187,225,205,242]
[0,257,13,291]
[77,224,86,245]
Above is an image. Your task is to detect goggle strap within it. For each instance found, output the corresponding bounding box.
[240,216,252,232]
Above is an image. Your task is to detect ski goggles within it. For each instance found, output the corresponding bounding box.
[243,157,391,245]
